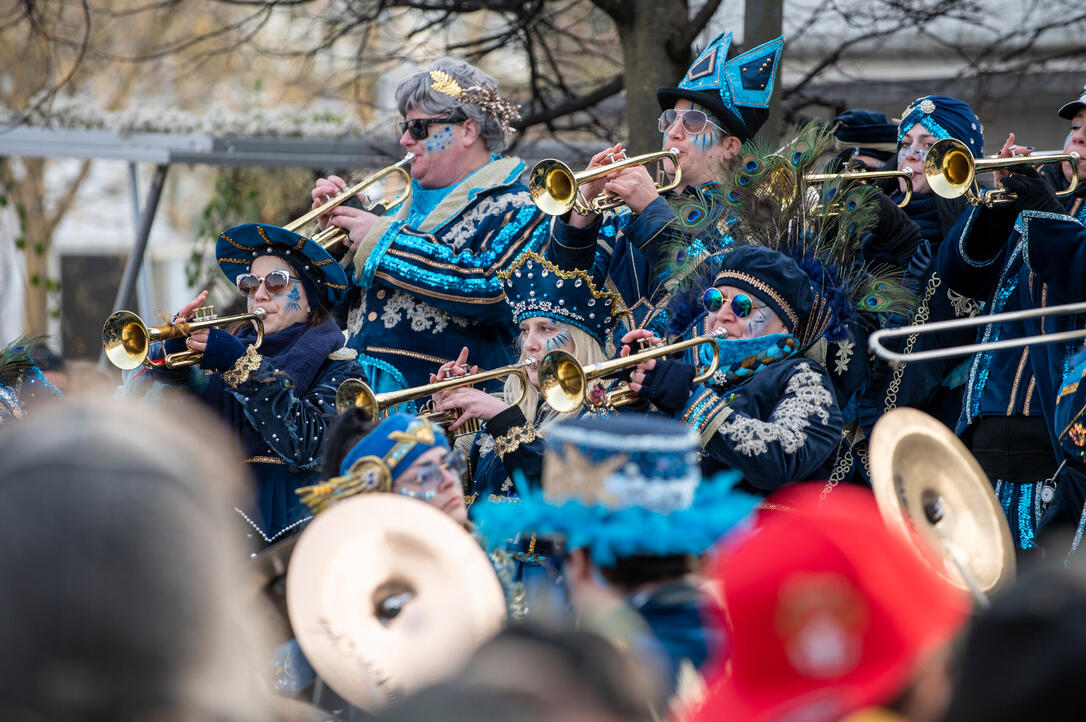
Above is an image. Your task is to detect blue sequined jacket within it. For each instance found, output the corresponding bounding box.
[339,156,548,396]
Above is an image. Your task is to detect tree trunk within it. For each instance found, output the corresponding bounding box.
[744,0,784,142]
[16,158,51,337]
[614,0,691,155]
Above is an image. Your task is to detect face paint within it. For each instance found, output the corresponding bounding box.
[283,283,302,313]
[898,140,930,164]
[545,328,573,352]
[745,308,771,338]
[693,129,718,152]
[425,124,454,153]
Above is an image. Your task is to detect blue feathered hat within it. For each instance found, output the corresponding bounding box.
[473,414,757,566]
[216,223,349,308]
[498,251,628,349]
[897,95,984,158]
[657,31,784,141]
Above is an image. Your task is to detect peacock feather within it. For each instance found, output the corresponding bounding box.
[0,337,44,388]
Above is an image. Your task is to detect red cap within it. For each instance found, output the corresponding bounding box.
[693,485,969,722]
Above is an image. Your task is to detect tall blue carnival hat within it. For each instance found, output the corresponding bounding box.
[216,222,349,308]
[295,414,450,514]
[498,251,629,350]
[657,31,785,142]
[474,415,757,567]
[897,95,984,158]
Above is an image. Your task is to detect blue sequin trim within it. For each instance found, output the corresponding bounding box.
[680,388,728,434]
[358,220,406,288]
[897,108,952,144]
[397,205,537,266]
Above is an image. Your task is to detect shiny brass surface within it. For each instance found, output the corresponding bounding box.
[102,306,266,370]
[925,137,1079,206]
[805,167,915,208]
[528,148,682,216]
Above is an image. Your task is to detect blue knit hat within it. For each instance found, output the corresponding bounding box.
[897,95,984,158]
[216,223,349,308]
[657,31,784,141]
[498,251,628,349]
[474,415,757,566]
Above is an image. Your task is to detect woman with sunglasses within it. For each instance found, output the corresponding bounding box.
[305,57,546,405]
[128,222,367,546]
[622,245,845,495]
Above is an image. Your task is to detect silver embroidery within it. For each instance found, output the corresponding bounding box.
[346,293,367,337]
[475,432,495,457]
[718,362,834,456]
[380,290,469,333]
[947,290,981,318]
[444,192,533,250]
[834,339,854,375]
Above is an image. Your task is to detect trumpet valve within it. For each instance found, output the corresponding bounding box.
[192,306,217,321]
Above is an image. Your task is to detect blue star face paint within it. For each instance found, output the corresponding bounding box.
[283,283,302,313]
[425,125,454,153]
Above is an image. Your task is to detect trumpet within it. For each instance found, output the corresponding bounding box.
[538,332,723,413]
[335,356,538,424]
[285,154,413,250]
[925,138,1080,206]
[868,300,1086,365]
[529,148,682,216]
[102,305,266,370]
[805,168,915,208]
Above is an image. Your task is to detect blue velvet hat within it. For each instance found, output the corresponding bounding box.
[897,95,984,158]
[473,415,757,566]
[498,251,627,349]
[832,109,898,161]
[216,222,349,308]
[657,31,784,141]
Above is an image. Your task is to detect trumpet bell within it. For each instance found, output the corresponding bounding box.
[528,159,577,216]
[870,408,1015,598]
[537,350,585,413]
[102,310,149,370]
[335,378,379,417]
[925,137,975,199]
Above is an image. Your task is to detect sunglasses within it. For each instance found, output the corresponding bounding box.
[399,113,467,141]
[396,450,466,501]
[658,108,727,136]
[235,270,297,297]
[703,288,767,318]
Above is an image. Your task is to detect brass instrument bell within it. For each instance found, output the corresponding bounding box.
[925,137,1080,206]
[102,305,266,370]
[529,148,682,216]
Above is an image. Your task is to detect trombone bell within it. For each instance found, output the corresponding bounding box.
[528,148,682,216]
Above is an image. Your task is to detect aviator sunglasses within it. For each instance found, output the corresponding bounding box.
[235,270,297,297]
[658,108,727,136]
[397,450,466,501]
[703,288,767,318]
[399,112,467,141]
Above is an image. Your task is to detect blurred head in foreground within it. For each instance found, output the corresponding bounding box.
[0,393,273,721]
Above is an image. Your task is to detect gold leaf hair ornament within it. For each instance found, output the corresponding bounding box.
[429,69,522,137]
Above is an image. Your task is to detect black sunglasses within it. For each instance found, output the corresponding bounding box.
[399,113,467,141]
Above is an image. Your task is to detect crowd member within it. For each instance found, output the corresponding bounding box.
[0,337,62,423]
[545,31,785,331]
[693,485,969,722]
[123,222,366,545]
[427,250,624,503]
[474,414,757,701]
[830,108,899,170]
[934,89,1086,551]
[311,57,547,396]
[1045,81,1086,207]
[0,394,275,721]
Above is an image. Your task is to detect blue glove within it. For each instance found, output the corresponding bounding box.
[198,327,247,371]
[638,359,696,415]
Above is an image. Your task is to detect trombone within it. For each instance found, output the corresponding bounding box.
[285,154,413,250]
[102,305,266,370]
[538,332,723,413]
[335,357,537,427]
[805,167,915,208]
[529,148,682,216]
[868,300,1086,364]
[925,138,1080,206]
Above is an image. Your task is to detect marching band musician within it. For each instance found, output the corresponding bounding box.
[545,32,784,329]
[934,86,1086,551]
[309,57,547,399]
[123,223,366,545]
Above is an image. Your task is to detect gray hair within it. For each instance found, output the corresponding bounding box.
[396,57,509,152]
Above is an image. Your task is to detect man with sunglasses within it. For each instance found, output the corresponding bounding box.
[308,57,547,399]
[546,32,784,334]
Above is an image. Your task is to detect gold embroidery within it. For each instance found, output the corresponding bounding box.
[365,346,452,365]
[1023,376,1036,416]
[223,345,262,388]
[493,423,541,457]
[245,455,285,465]
[1007,348,1031,415]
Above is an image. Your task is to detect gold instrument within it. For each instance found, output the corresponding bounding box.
[870,407,1016,606]
[529,148,682,216]
[925,137,1080,206]
[334,357,538,431]
[868,300,1086,365]
[285,154,413,250]
[805,167,916,208]
[538,332,723,414]
[102,305,266,370]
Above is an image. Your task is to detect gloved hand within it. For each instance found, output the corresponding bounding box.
[863,191,923,267]
[999,164,1062,215]
[198,328,247,371]
[637,359,696,415]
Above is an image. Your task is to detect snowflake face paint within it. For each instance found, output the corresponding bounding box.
[425,125,455,153]
[247,255,310,335]
[283,284,302,313]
